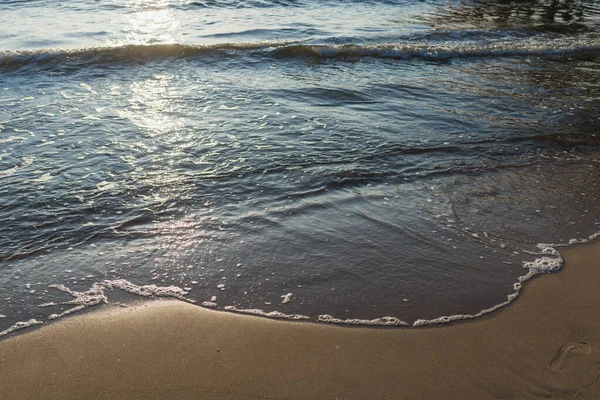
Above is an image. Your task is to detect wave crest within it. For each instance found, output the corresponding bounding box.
[2,37,599,68]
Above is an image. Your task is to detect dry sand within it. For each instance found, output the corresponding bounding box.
[1,240,600,399]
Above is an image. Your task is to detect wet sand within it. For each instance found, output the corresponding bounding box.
[1,241,600,400]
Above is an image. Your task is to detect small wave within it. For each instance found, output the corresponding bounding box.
[0,40,307,67]
[2,37,599,68]
[184,0,304,10]
[127,0,415,11]
[275,39,600,60]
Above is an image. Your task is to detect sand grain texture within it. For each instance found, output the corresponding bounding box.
[1,241,600,399]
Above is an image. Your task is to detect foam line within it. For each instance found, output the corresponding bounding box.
[103,279,192,301]
[223,306,310,320]
[413,292,520,327]
[318,315,409,326]
[39,279,194,320]
[0,319,43,337]
[39,283,109,320]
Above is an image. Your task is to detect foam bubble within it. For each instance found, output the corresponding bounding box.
[223,306,310,320]
[318,315,409,326]
[523,256,563,274]
[281,292,293,304]
[202,301,217,308]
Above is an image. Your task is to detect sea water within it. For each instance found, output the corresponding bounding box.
[1,0,600,334]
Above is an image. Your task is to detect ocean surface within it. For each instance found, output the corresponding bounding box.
[1,0,600,334]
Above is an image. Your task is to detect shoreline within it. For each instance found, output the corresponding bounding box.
[2,233,590,336]
[1,240,600,399]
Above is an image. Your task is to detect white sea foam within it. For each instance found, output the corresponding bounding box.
[413,292,520,327]
[281,292,293,304]
[318,315,409,326]
[96,181,117,191]
[0,157,34,179]
[39,279,194,320]
[0,135,28,144]
[102,279,192,301]
[223,306,310,320]
[0,319,43,337]
[32,172,53,182]
[523,256,563,274]
[40,283,108,320]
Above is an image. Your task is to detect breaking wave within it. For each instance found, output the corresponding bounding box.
[2,36,599,68]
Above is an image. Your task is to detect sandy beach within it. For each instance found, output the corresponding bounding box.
[1,240,599,399]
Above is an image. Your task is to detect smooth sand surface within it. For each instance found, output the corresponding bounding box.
[1,241,600,400]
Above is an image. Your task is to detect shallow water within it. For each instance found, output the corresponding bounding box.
[1,0,600,333]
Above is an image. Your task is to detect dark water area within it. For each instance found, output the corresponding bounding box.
[1,0,599,334]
